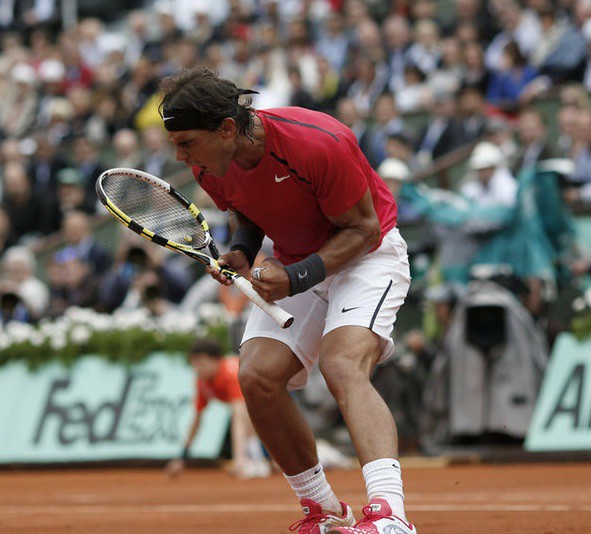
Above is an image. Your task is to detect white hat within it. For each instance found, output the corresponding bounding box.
[11,63,36,85]
[377,158,411,181]
[468,141,504,170]
[38,59,66,83]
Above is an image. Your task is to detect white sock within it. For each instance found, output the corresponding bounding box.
[285,463,342,515]
[362,458,406,521]
[246,436,265,461]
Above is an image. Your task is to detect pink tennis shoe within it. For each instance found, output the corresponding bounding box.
[326,498,416,534]
[289,499,356,534]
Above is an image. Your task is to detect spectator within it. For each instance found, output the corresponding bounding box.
[335,97,374,161]
[462,40,491,94]
[0,63,38,139]
[122,56,161,129]
[483,116,519,168]
[315,10,351,72]
[35,59,67,128]
[1,161,59,241]
[458,83,488,144]
[512,107,555,173]
[26,134,66,204]
[140,124,182,179]
[85,92,128,145]
[411,141,519,283]
[415,90,464,168]
[56,167,93,216]
[563,108,591,206]
[287,66,317,110]
[377,157,419,224]
[384,130,418,169]
[382,15,412,93]
[59,210,113,277]
[486,40,545,115]
[110,128,143,169]
[312,55,343,115]
[485,0,541,72]
[70,135,106,213]
[443,0,499,44]
[556,103,579,157]
[461,141,519,208]
[406,18,442,76]
[0,245,50,321]
[99,237,190,312]
[346,52,388,117]
[45,97,75,147]
[395,64,433,113]
[45,249,100,318]
[427,36,465,97]
[532,2,587,84]
[59,32,95,91]
[67,85,95,140]
[366,92,405,167]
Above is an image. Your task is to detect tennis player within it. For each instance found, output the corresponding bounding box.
[159,66,415,534]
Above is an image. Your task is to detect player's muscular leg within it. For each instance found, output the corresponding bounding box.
[319,326,399,465]
[239,338,318,475]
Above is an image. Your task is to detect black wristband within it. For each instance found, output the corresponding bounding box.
[180,446,190,461]
[229,227,263,268]
[284,254,326,295]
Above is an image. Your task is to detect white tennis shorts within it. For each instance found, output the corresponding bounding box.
[241,227,411,390]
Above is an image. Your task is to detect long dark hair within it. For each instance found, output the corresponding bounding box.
[159,66,257,140]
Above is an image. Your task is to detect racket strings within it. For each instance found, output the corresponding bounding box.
[101,173,208,248]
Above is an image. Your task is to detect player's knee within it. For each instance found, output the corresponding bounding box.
[238,360,279,404]
[319,353,367,400]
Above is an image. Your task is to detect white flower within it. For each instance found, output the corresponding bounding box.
[70,325,91,344]
[50,333,67,351]
[573,297,586,313]
[6,322,34,343]
[29,332,45,347]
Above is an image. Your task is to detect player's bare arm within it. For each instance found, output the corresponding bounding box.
[318,189,381,274]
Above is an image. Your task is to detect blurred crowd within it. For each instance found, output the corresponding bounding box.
[2,0,591,450]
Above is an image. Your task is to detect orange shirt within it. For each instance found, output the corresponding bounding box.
[195,356,244,411]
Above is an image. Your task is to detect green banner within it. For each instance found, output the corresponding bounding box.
[525,334,591,452]
[0,353,230,463]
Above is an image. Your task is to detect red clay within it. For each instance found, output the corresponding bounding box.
[1,462,590,533]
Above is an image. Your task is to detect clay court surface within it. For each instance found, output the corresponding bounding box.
[1,461,590,533]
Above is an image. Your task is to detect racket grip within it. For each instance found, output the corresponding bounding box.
[233,276,294,328]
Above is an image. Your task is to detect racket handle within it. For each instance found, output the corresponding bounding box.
[233,276,294,328]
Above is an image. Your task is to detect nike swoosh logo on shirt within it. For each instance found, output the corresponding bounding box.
[275,174,290,182]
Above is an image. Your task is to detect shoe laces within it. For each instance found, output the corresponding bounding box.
[355,503,392,527]
[288,512,329,533]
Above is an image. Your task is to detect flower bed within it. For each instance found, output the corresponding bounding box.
[0,305,231,369]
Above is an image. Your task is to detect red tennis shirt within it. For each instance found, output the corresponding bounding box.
[192,107,398,265]
[195,356,243,411]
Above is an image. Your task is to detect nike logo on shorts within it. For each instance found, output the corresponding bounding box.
[275,174,290,182]
[341,306,361,313]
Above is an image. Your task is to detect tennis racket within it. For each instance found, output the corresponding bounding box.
[96,167,294,328]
